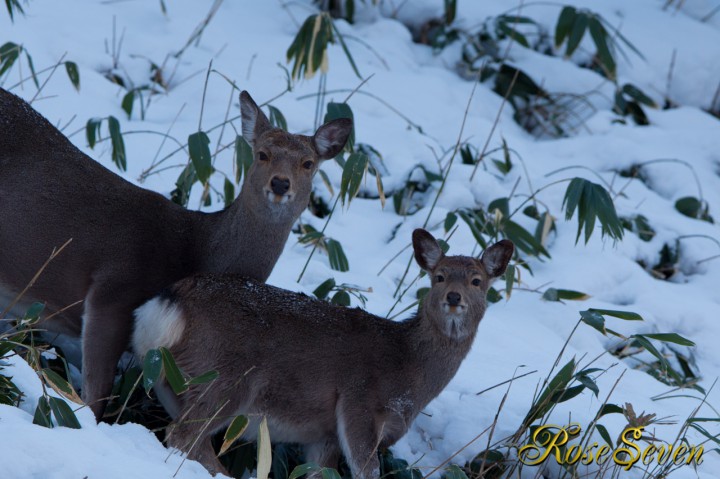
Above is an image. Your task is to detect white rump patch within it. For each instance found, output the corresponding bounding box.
[132,297,185,358]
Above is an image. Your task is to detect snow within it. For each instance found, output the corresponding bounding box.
[1,0,720,478]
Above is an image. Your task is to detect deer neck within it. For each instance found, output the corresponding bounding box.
[404,305,478,410]
[198,189,295,281]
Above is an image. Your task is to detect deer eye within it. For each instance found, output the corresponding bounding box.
[257,151,269,161]
[302,160,314,170]
[471,278,481,286]
[435,275,445,283]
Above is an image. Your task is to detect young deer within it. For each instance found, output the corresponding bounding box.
[0,88,352,420]
[132,229,514,478]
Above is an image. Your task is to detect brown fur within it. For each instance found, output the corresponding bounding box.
[0,88,352,419]
[133,229,514,478]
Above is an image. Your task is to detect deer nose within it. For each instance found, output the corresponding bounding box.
[446,292,462,306]
[271,176,290,195]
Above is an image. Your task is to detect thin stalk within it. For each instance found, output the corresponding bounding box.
[296,195,340,283]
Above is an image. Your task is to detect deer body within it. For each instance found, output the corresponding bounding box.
[133,230,514,478]
[0,88,351,419]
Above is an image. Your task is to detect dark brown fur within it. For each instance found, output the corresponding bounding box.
[133,229,514,478]
[0,88,352,419]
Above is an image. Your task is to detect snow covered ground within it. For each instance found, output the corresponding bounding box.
[1,0,720,477]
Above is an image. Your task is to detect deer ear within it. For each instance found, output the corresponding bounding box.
[412,229,443,272]
[480,239,514,278]
[240,91,272,148]
[313,118,352,160]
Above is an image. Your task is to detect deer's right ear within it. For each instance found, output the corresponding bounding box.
[412,229,443,272]
[240,91,272,148]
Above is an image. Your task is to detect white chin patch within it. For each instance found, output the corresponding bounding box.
[441,307,469,339]
[266,191,291,205]
[442,304,465,315]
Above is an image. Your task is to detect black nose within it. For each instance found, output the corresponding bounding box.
[447,292,461,306]
[271,176,290,195]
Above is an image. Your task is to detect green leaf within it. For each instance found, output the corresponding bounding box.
[555,6,576,47]
[0,42,21,76]
[488,197,510,218]
[188,131,212,185]
[444,211,458,233]
[219,415,249,456]
[326,238,349,272]
[597,403,624,417]
[497,21,529,48]
[632,335,669,369]
[588,17,615,79]
[107,116,127,171]
[313,278,336,300]
[223,178,235,208]
[642,333,695,347]
[267,105,287,131]
[160,347,188,394]
[562,177,584,221]
[502,220,550,258]
[25,51,39,88]
[565,12,588,57]
[24,302,45,321]
[622,83,657,108]
[331,290,351,306]
[33,396,53,428]
[580,309,606,335]
[187,369,220,385]
[235,135,254,184]
[504,264,515,299]
[289,464,321,479]
[543,288,590,302]
[444,464,468,479]
[675,196,712,222]
[340,152,368,205]
[86,118,102,149]
[575,373,599,397]
[591,183,624,240]
[550,384,585,403]
[170,163,197,207]
[562,178,623,244]
[41,369,82,404]
[121,90,134,119]
[596,424,613,447]
[64,61,80,91]
[317,169,334,196]
[589,308,643,321]
[321,468,342,479]
[142,348,162,394]
[4,0,25,21]
[330,21,362,80]
[523,358,576,425]
[48,396,81,429]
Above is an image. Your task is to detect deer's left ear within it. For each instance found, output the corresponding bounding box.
[480,240,514,278]
[313,118,353,160]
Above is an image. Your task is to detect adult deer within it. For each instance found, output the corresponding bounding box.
[133,229,514,478]
[0,88,352,420]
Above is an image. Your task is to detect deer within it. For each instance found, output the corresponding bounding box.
[132,229,514,478]
[0,87,352,420]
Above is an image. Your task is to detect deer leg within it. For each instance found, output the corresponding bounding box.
[336,401,381,479]
[166,389,230,476]
[305,437,341,477]
[81,289,136,421]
